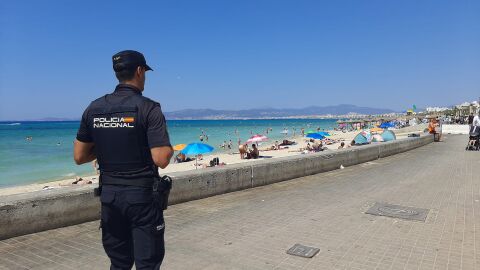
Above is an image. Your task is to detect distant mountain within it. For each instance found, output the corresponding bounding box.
[36,117,79,121]
[164,104,396,120]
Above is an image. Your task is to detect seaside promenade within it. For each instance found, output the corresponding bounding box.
[0,134,479,269]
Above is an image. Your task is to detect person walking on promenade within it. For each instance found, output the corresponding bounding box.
[473,112,480,127]
[74,50,173,270]
[468,113,474,127]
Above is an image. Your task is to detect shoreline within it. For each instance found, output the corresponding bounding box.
[0,126,424,196]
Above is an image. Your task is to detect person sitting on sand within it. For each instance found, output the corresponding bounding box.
[238,144,248,159]
[279,139,295,146]
[306,143,313,151]
[338,142,345,149]
[274,140,280,150]
[247,144,259,159]
[174,153,193,163]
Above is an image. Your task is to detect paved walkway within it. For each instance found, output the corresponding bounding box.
[1,135,479,270]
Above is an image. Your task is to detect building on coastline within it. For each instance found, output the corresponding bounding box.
[454,101,479,116]
[426,106,450,113]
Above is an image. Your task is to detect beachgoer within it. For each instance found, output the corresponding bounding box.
[338,142,345,149]
[468,113,474,127]
[199,134,204,142]
[428,118,437,134]
[301,128,305,136]
[92,159,99,175]
[228,140,232,149]
[74,50,173,269]
[221,141,226,149]
[175,153,188,163]
[238,144,248,159]
[72,176,92,185]
[473,112,480,127]
[306,143,313,151]
[205,134,208,141]
[274,140,279,150]
[249,144,259,159]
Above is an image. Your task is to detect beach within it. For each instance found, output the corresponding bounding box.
[0,125,426,196]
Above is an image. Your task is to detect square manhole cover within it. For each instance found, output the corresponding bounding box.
[366,202,429,222]
[286,244,320,258]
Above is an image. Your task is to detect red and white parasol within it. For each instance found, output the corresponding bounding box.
[245,134,268,144]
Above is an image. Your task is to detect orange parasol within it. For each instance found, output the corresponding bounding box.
[370,127,384,133]
[173,144,187,151]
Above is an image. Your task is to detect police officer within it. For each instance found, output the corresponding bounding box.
[74,50,174,270]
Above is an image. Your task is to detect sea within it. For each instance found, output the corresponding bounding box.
[0,119,338,188]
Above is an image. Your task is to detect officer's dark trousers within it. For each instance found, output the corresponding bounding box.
[100,185,165,270]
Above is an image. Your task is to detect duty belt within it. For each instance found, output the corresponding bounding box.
[101,176,154,188]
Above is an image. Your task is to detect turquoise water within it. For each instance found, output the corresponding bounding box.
[0,119,338,187]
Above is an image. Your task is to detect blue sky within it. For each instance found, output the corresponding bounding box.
[0,0,479,120]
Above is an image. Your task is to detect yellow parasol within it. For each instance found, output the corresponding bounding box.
[173,144,187,151]
[370,127,384,133]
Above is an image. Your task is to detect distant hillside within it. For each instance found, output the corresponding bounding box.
[164,104,396,119]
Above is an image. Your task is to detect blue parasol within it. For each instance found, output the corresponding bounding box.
[181,143,214,169]
[306,133,325,140]
[379,122,395,129]
[181,143,214,155]
[317,131,331,137]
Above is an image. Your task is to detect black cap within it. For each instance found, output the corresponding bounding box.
[112,50,153,72]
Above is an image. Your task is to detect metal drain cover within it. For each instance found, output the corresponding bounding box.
[286,244,320,258]
[366,202,429,222]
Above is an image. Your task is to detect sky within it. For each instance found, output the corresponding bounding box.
[0,0,479,120]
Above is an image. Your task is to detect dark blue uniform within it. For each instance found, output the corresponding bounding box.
[77,84,171,270]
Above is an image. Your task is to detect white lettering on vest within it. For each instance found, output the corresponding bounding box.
[93,117,135,128]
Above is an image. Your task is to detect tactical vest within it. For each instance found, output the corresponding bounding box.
[87,94,157,186]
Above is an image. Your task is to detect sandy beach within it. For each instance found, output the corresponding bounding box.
[0,126,425,197]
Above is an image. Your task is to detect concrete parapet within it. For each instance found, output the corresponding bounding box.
[0,134,434,240]
[0,186,99,240]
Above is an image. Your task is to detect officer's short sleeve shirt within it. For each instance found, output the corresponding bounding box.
[76,108,93,143]
[143,102,172,148]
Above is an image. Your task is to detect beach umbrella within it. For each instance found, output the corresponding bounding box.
[317,131,331,137]
[173,144,187,151]
[370,127,383,133]
[181,143,214,169]
[245,134,268,145]
[306,133,325,140]
[379,122,395,129]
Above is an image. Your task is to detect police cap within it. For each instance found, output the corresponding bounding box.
[112,50,153,72]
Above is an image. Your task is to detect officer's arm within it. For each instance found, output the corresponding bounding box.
[145,102,173,169]
[74,139,96,165]
[151,146,174,169]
